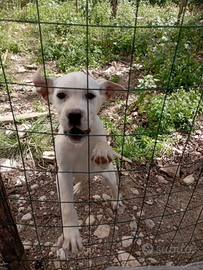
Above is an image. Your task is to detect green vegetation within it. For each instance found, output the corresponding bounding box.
[144,89,203,133]
[0,0,202,162]
[102,88,202,161]
[0,116,57,164]
[1,0,203,83]
[101,114,173,161]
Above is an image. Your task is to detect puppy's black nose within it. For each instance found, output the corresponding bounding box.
[68,110,83,126]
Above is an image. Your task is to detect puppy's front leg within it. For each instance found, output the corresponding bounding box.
[91,141,113,169]
[92,141,122,210]
[57,172,83,258]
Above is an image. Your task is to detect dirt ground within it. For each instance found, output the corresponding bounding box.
[1,54,203,270]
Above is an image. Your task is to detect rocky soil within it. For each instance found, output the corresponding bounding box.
[0,54,203,269]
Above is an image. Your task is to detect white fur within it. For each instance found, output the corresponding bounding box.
[33,71,124,258]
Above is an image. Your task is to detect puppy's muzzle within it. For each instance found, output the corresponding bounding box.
[65,109,90,142]
[68,109,83,126]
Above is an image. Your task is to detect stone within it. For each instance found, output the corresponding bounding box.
[43,151,55,164]
[44,242,52,247]
[117,204,126,215]
[97,214,103,221]
[49,251,53,257]
[133,205,138,210]
[146,257,158,264]
[146,199,153,205]
[39,195,47,201]
[18,207,25,212]
[17,224,26,233]
[136,239,142,246]
[51,243,57,252]
[31,184,39,190]
[144,219,155,229]
[23,240,32,250]
[10,194,20,199]
[198,177,203,185]
[78,219,83,229]
[166,261,173,266]
[131,188,139,195]
[157,175,168,184]
[33,240,39,246]
[137,211,144,218]
[113,258,119,265]
[18,197,26,204]
[182,174,195,185]
[118,251,141,267]
[160,164,180,179]
[138,232,144,238]
[105,208,113,216]
[85,215,95,225]
[18,66,26,73]
[92,195,101,200]
[15,176,25,186]
[122,236,133,248]
[0,158,17,172]
[0,96,9,102]
[138,258,145,263]
[17,123,30,138]
[102,193,111,201]
[54,260,61,269]
[130,220,137,233]
[21,213,32,221]
[93,225,110,239]
[134,251,141,256]
[173,147,182,155]
[57,248,66,260]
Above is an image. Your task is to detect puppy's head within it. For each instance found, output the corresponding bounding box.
[33,69,125,143]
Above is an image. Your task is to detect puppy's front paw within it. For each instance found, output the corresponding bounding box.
[73,181,87,195]
[91,143,113,168]
[111,199,123,210]
[57,228,83,259]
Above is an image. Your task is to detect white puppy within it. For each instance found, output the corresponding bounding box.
[33,70,126,259]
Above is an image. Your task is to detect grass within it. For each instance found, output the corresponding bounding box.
[0,0,203,162]
[0,116,58,165]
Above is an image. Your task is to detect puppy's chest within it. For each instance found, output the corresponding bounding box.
[57,138,96,171]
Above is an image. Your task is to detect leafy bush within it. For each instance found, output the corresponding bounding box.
[101,87,203,161]
[101,114,172,161]
[144,88,203,133]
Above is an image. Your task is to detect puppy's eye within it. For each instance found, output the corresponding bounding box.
[86,93,95,100]
[57,93,66,99]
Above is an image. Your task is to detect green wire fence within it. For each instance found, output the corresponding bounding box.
[0,0,203,269]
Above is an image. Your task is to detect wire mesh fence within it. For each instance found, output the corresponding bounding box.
[0,0,203,269]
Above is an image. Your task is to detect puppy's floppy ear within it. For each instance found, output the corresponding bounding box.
[98,78,126,100]
[33,68,55,102]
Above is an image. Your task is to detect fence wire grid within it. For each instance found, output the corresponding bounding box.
[0,0,203,269]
